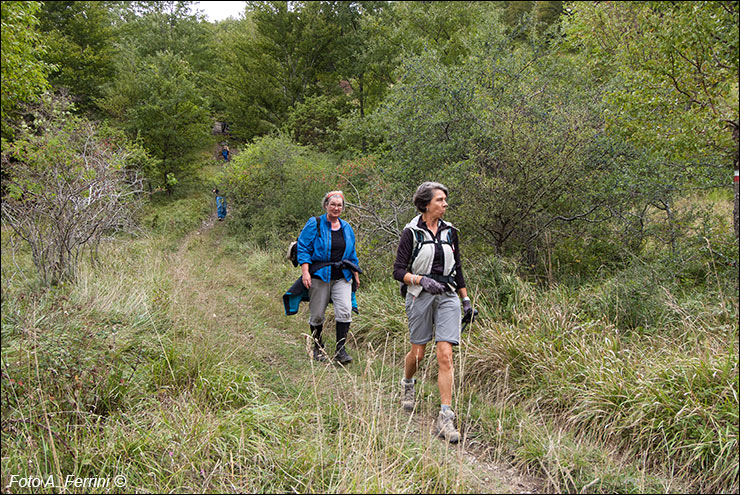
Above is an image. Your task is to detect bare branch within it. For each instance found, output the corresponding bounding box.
[1,96,145,285]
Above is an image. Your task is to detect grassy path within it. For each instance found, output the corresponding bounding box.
[4,181,733,492]
[164,213,542,493]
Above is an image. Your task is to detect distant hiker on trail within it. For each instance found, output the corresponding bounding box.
[221,145,229,162]
[393,181,473,444]
[295,191,361,364]
[213,188,227,221]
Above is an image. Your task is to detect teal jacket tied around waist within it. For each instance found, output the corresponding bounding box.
[282,260,361,316]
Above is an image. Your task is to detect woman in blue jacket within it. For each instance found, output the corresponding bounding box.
[297,191,360,363]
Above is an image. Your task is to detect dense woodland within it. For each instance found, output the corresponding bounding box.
[3,1,739,280]
[1,1,739,493]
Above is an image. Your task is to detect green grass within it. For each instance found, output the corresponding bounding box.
[1,198,486,493]
[356,266,738,493]
[2,158,737,493]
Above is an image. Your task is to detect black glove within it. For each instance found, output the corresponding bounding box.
[462,299,478,325]
[462,299,472,315]
[420,276,446,295]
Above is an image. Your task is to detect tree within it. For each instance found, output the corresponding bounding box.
[285,93,351,151]
[101,51,211,192]
[37,1,116,113]
[563,1,740,239]
[332,1,398,120]
[1,1,51,138]
[367,10,609,264]
[215,11,284,140]
[113,1,217,86]
[502,1,563,36]
[393,1,489,66]
[217,1,342,140]
[1,94,148,285]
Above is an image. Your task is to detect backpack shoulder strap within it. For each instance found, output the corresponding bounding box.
[407,229,430,272]
[443,227,453,245]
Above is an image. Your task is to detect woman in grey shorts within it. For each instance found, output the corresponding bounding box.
[297,191,361,364]
[392,182,473,443]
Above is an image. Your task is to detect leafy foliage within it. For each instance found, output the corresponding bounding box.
[563,1,738,164]
[563,1,740,237]
[101,51,211,192]
[214,134,338,242]
[37,1,116,113]
[0,1,51,138]
[285,93,352,152]
[366,11,608,264]
[1,4,738,491]
[1,95,150,285]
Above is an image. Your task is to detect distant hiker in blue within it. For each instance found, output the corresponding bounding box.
[213,189,227,220]
[221,145,229,161]
[289,191,361,364]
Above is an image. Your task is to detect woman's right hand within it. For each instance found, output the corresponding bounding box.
[301,264,312,289]
[420,276,446,295]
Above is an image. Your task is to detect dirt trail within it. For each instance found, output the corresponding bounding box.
[168,213,543,493]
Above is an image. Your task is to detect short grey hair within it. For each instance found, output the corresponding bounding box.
[413,181,449,212]
[322,190,345,208]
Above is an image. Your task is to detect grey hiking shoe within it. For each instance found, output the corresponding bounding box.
[434,409,460,443]
[400,379,415,412]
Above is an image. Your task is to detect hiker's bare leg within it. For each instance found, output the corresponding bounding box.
[436,341,454,405]
[404,343,426,380]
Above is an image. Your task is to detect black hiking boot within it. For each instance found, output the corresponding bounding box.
[311,324,328,362]
[334,322,353,364]
[313,343,328,362]
[334,346,353,364]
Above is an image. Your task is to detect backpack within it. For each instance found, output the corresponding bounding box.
[406,227,455,272]
[287,216,320,267]
[400,226,456,297]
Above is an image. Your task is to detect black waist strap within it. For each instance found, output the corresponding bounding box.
[309,260,362,275]
[423,273,457,288]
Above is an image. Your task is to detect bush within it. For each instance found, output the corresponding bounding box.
[0,286,163,422]
[578,265,673,331]
[463,255,531,323]
[214,135,339,246]
[1,94,149,285]
[285,94,352,152]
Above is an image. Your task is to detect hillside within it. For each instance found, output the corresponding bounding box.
[3,156,737,493]
[2,2,739,492]
[1,176,541,493]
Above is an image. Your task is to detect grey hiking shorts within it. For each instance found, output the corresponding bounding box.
[405,290,461,345]
[308,278,352,326]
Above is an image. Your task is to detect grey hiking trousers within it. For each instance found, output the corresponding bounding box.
[308,278,352,326]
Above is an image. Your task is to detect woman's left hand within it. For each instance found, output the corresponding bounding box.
[462,299,472,315]
[354,274,360,289]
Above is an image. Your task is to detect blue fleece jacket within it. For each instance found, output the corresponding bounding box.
[296,214,360,283]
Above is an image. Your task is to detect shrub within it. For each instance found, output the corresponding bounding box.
[1,94,150,285]
[463,255,531,323]
[570,259,683,332]
[214,135,338,246]
[285,94,352,152]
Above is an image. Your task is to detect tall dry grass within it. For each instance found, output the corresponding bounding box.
[1,218,498,493]
[355,251,738,493]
